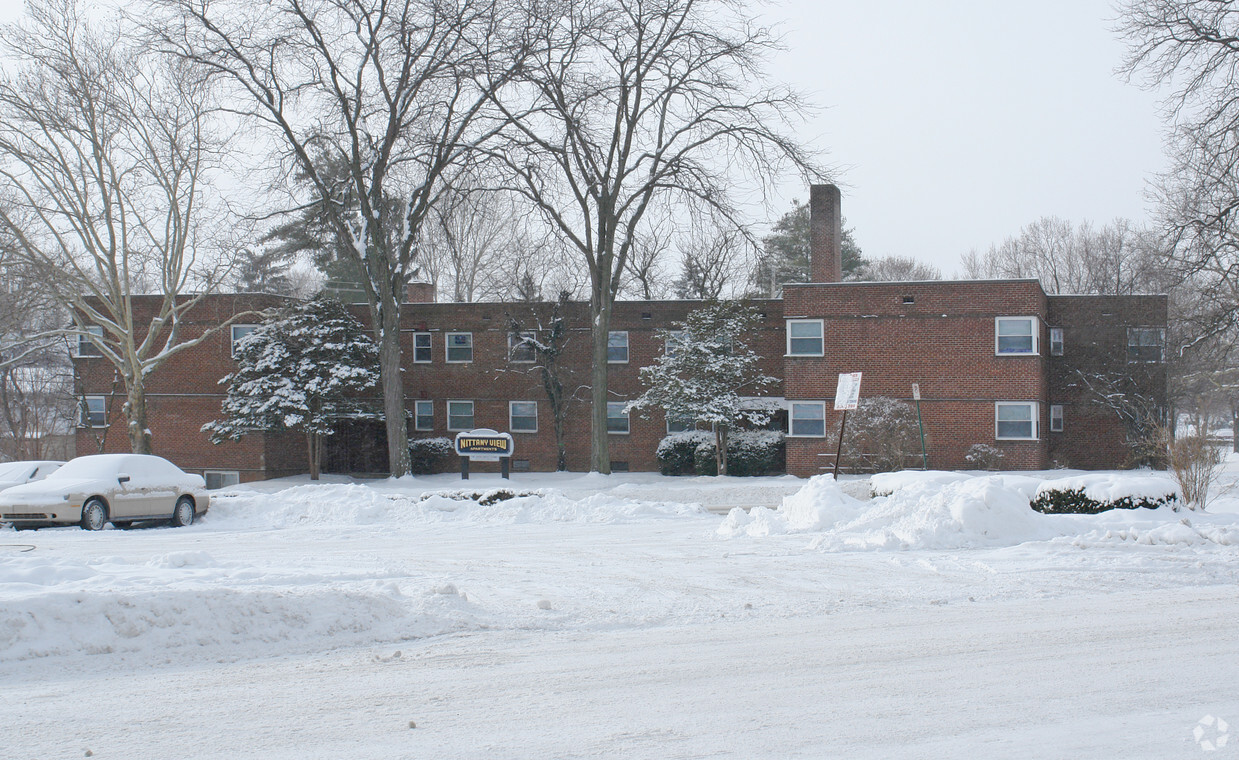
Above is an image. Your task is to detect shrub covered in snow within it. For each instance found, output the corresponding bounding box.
[656,431,714,475]
[409,437,454,475]
[1031,474,1180,514]
[964,443,1004,471]
[658,430,784,476]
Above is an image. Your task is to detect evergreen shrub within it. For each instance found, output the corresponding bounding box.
[1030,486,1177,514]
[409,437,454,475]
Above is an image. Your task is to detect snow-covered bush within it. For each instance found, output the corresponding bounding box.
[1031,475,1180,514]
[661,430,785,476]
[1168,435,1225,510]
[965,443,1004,471]
[409,437,454,475]
[835,397,921,473]
[656,431,714,475]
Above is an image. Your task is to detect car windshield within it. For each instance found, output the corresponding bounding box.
[50,456,123,481]
[0,462,32,480]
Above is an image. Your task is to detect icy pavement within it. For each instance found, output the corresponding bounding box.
[3,467,1239,758]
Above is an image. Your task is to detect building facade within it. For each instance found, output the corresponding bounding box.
[73,186,1168,481]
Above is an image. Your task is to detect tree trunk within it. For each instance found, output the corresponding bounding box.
[589,291,614,474]
[377,297,411,477]
[307,431,321,481]
[716,424,729,476]
[125,380,153,454]
[1233,409,1238,454]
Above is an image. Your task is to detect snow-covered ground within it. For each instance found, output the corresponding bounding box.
[4,461,1239,758]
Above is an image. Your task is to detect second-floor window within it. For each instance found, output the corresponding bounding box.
[509,332,536,363]
[231,324,259,357]
[77,325,104,357]
[446,332,473,363]
[787,320,824,356]
[995,317,1037,355]
[1127,327,1164,363]
[413,333,432,363]
[608,331,629,363]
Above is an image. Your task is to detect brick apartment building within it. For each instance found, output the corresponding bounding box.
[73,185,1168,483]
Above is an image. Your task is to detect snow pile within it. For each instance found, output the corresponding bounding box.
[1035,473,1180,504]
[722,474,1053,550]
[869,470,970,497]
[207,483,707,529]
[0,559,491,662]
[1069,513,1239,548]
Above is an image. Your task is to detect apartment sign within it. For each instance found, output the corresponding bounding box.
[454,429,514,462]
[834,372,862,411]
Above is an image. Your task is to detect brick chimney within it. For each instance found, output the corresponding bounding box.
[406,281,436,303]
[809,184,842,283]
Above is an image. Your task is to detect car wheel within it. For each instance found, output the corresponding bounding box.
[170,496,195,528]
[80,499,107,531]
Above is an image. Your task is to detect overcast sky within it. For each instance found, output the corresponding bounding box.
[759,0,1169,274]
[0,0,1169,276]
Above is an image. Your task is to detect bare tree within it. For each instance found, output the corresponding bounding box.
[0,0,238,454]
[858,255,941,282]
[673,228,752,300]
[959,217,1164,295]
[151,0,533,475]
[488,0,819,472]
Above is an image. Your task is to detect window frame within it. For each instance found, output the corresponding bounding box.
[666,416,695,434]
[1049,327,1064,357]
[606,401,630,435]
[447,400,475,431]
[509,400,538,433]
[788,401,827,438]
[994,316,1038,356]
[995,401,1039,441]
[786,319,825,357]
[231,324,260,358]
[1049,404,1064,433]
[76,325,104,357]
[412,332,433,363]
[414,399,434,431]
[445,332,474,363]
[509,332,537,364]
[607,331,630,364]
[204,470,240,490]
[81,395,107,428]
[1127,327,1165,364]
[664,330,688,358]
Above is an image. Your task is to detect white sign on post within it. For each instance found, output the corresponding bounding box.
[834,372,862,411]
[912,383,921,401]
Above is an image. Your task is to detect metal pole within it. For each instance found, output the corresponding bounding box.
[915,399,928,470]
[832,409,848,480]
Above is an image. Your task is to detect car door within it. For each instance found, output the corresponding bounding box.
[111,457,156,520]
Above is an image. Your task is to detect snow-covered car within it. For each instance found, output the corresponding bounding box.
[0,460,64,492]
[0,454,209,530]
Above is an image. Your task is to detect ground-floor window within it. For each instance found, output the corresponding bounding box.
[1050,404,1064,433]
[510,401,538,433]
[607,402,630,434]
[448,400,475,431]
[996,402,1038,440]
[789,401,826,437]
[414,400,434,431]
[81,396,107,427]
[204,471,240,490]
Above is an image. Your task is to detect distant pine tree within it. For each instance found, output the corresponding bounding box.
[232,247,296,295]
[749,201,865,296]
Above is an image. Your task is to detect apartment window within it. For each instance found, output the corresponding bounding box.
[787,319,824,356]
[608,331,629,363]
[664,330,688,358]
[606,402,630,434]
[509,401,538,433]
[666,416,694,434]
[231,324,259,357]
[204,471,240,490]
[82,396,107,428]
[1127,327,1164,363]
[447,400,475,431]
[789,401,826,437]
[77,325,103,357]
[509,332,536,363]
[446,332,473,363]
[995,317,1037,355]
[414,400,434,431]
[996,402,1038,440]
[413,333,432,363]
[1050,404,1064,433]
[1049,327,1064,356]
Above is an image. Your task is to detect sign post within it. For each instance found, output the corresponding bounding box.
[454,429,515,480]
[912,383,928,470]
[832,372,862,480]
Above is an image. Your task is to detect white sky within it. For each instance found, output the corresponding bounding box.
[0,0,1169,276]
[759,0,1169,274]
